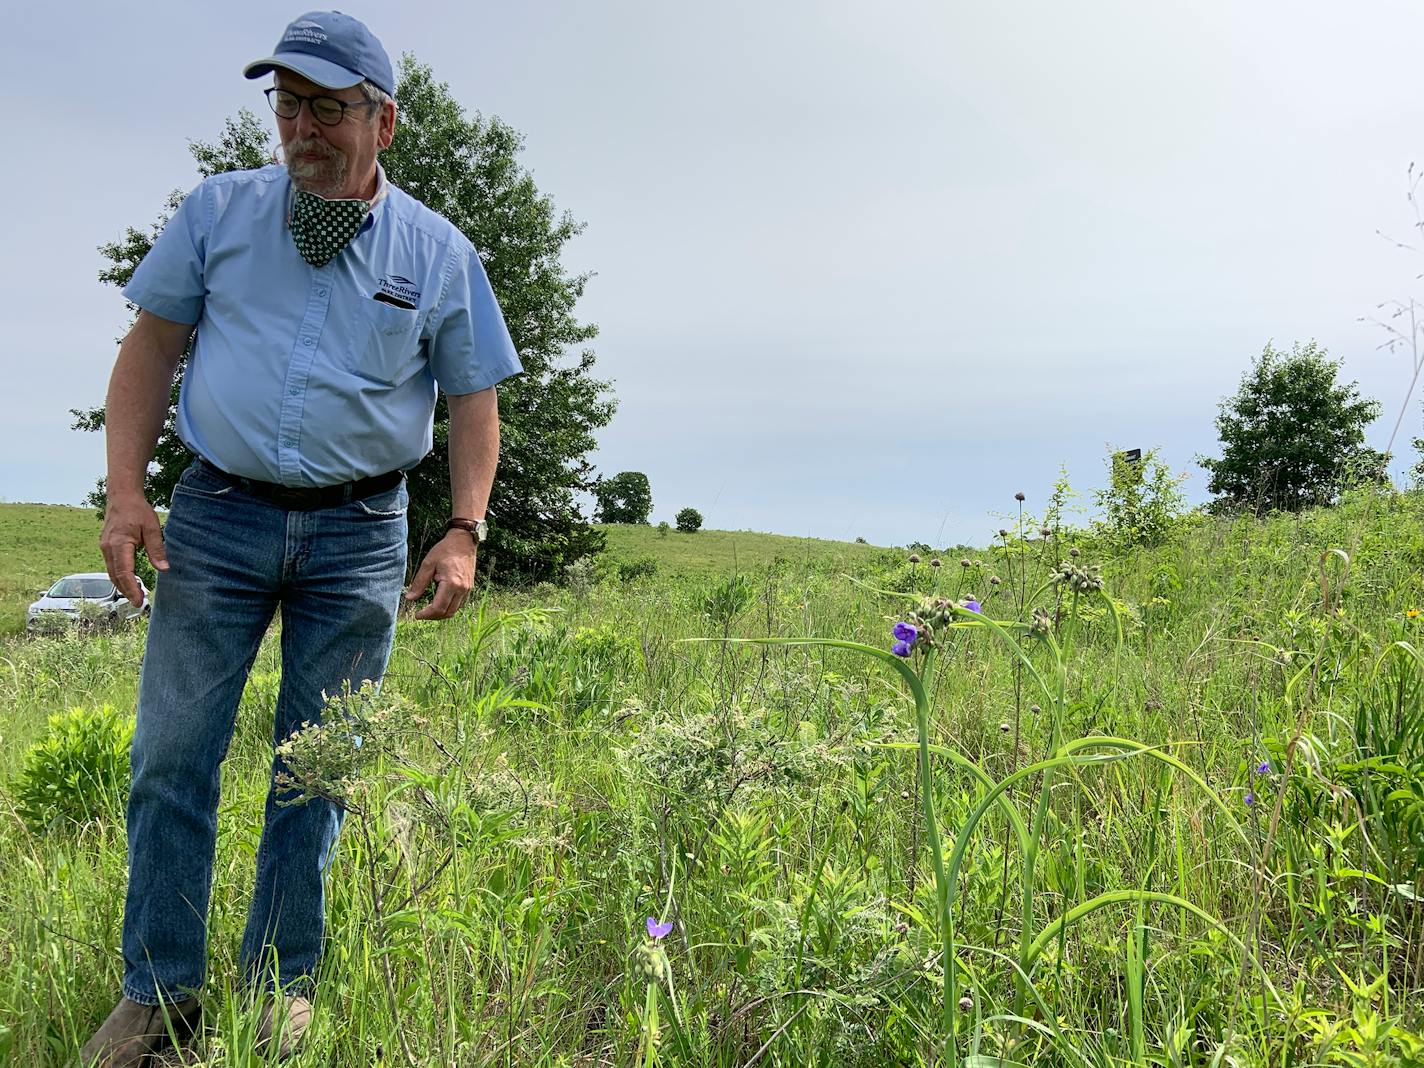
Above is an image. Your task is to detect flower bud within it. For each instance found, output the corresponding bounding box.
[960,558,971,568]
[908,553,921,564]
[930,558,941,568]
[1014,492,1025,502]
[958,995,974,1012]
[989,576,1001,586]
[1030,703,1041,714]
[998,722,1010,733]
[1069,546,1080,558]
[998,528,1009,538]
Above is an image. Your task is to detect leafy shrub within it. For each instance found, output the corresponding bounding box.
[701,574,756,629]
[12,704,134,832]
[675,507,703,533]
[1094,447,1186,549]
[656,521,671,538]
[617,556,659,582]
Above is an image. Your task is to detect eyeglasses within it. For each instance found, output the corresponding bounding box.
[264,87,377,127]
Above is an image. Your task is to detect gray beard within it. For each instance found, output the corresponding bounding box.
[282,139,348,197]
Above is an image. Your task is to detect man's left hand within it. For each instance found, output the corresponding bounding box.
[404,531,477,620]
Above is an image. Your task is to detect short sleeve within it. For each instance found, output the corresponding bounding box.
[426,242,523,395]
[122,181,210,325]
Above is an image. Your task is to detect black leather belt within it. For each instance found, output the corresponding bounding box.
[196,457,404,512]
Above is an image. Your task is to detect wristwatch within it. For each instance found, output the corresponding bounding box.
[446,516,487,542]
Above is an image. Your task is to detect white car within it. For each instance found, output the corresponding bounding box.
[27,572,150,631]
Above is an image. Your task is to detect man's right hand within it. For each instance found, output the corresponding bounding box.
[101,494,169,607]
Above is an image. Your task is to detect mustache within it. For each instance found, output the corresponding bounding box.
[282,138,342,163]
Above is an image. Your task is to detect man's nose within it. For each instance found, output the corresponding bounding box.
[293,101,324,140]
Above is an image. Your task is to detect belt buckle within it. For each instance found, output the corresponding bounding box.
[270,485,312,510]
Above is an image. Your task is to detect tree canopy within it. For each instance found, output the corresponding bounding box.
[593,471,653,524]
[1198,340,1383,513]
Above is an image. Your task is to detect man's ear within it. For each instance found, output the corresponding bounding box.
[378,102,397,151]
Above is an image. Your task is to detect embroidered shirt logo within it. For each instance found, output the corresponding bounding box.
[374,273,421,309]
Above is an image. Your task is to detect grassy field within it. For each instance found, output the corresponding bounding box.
[0,504,107,633]
[595,522,889,578]
[1,492,1422,1065]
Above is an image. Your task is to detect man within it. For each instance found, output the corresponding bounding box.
[80,12,521,1066]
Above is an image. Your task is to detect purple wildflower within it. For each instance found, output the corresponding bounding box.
[1244,791,1255,807]
[1255,760,1270,775]
[892,622,919,644]
[892,640,912,658]
[646,917,673,940]
[962,599,982,614]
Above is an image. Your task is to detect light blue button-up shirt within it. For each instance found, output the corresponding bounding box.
[123,164,522,486]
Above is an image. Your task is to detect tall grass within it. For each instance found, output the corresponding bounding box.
[0,488,1422,1065]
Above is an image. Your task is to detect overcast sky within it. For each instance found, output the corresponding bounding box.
[6,1,1424,546]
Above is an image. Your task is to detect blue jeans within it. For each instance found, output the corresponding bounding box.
[121,458,408,1005]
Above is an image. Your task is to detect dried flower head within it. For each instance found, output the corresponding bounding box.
[1014,491,1025,502]
[908,553,921,564]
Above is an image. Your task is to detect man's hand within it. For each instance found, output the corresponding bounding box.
[101,493,169,607]
[403,531,478,620]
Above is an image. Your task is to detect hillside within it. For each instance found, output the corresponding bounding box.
[0,503,889,633]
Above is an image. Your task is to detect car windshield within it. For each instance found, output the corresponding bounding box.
[48,578,115,599]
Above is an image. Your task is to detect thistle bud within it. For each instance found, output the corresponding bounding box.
[908,553,921,564]
[1040,527,1051,538]
[1069,546,1080,558]
[930,558,941,568]
[998,528,1009,538]
[1014,492,1025,502]
[958,995,974,1012]
[633,942,666,984]
[989,576,1002,586]
[960,558,971,568]
[1030,703,1042,714]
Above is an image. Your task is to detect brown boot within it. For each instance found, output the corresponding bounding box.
[76,995,202,1067]
[254,993,312,1060]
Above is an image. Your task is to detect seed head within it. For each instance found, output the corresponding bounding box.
[958,995,974,1012]
[908,553,921,564]
[1014,491,1025,502]
[989,575,1002,586]
[1029,703,1042,715]
[1069,546,1081,558]
[1040,527,1051,538]
[960,558,971,568]
[998,722,1010,734]
[998,528,1009,538]
[930,557,941,568]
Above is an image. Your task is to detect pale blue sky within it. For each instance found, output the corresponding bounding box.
[5,1,1424,546]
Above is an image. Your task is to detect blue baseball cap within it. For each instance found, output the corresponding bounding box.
[244,11,395,98]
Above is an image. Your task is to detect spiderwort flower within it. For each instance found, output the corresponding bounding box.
[892,622,918,644]
[1255,759,1270,775]
[892,640,912,658]
[962,599,982,614]
[646,916,673,940]
[1244,791,1256,807]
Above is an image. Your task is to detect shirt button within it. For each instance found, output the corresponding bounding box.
[284,440,297,448]
[316,289,327,298]
[302,337,314,346]
[288,388,300,396]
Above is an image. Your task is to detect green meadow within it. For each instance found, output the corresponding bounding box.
[1,493,1421,1065]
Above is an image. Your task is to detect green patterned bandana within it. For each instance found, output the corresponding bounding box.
[289,189,371,267]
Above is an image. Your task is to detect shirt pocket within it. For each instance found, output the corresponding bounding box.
[349,300,425,386]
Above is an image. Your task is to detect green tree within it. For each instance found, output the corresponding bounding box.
[593,471,653,524]
[675,507,703,533]
[1093,448,1185,549]
[72,58,614,584]
[1198,341,1382,513]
